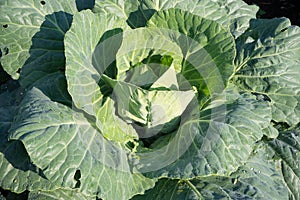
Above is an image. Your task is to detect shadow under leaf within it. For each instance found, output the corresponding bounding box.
[75,0,95,11]
[19,11,73,88]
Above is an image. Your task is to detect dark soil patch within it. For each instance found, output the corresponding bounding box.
[244,0,300,25]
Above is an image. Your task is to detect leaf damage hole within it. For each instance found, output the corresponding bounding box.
[74,169,81,188]
[280,27,288,32]
[4,47,9,55]
[40,0,46,5]
[251,92,271,102]
[0,47,9,58]
[125,141,136,151]
[2,24,8,28]
[231,178,238,185]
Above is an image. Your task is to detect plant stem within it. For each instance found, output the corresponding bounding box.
[184,180,205,200]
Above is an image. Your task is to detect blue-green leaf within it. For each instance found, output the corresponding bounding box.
[9,88,155,199]
[0,0,78,84]
[234,18,300,126]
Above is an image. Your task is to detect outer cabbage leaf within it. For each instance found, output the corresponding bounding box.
[115,9,235,108]
[234,18,300,126]
[132,0,228,29]
[147,8,235,91]
[9,88,155,200]
[94,0,257,36]
[28,188,92,200]
[132,143,288,200]
[211,0,258,37]
[0,0,78,84]
[0,82,58,193]
[267,127,300,200]
[132,89,273,178]
[93,0,138,19]
[65,9,128,117]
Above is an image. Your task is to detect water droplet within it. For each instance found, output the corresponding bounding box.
[250,167,254,171]
[13,179,17,183]
[258,170,261,173]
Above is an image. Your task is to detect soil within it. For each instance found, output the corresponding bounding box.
[243,0,300,26]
